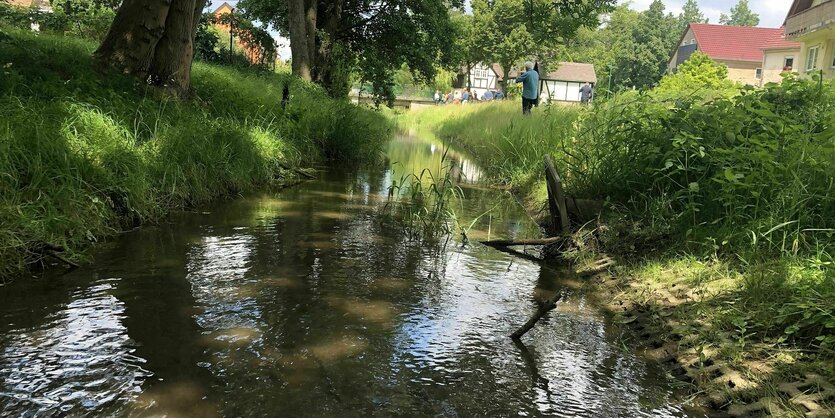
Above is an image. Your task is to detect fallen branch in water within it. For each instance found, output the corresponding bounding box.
[46,250,80,269]
[480,237,563,247]
[510,293,562,340]
[278,162,316,179]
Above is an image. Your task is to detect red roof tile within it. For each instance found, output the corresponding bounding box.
[689,23,791,62]
[761,28,801,50]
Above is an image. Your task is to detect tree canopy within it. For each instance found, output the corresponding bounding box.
[678,0,708,31]
[239,0,463,102]
[719,0,760,27]
[466,0,615,91]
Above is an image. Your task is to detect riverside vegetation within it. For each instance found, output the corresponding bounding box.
[0,27,391,280]
[403,57,835,413]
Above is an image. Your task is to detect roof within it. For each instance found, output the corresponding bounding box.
[762,28,801,50]
[212,2,234,14]
[491,64,504,80]
[686,23,791,62]
[542,62,597,83]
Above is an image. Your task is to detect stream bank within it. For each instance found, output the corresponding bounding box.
[0,133,696,416]
[398,101,835,417]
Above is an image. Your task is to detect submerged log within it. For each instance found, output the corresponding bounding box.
[480,237,563,247]
[278,162,316,179]
[510,293,562,339]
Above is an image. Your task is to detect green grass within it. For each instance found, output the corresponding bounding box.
[404,81,835,411]
[0,27,391,280]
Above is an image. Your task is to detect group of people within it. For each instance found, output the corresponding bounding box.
[433,88,505,105]
[433,61,594,115]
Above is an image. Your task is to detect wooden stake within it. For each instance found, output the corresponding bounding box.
[544,155,569,234]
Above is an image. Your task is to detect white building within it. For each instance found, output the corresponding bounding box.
[463,63,501,98]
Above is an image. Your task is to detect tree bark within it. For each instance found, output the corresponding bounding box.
[149,0,206,93]
[94,0,172,76]
[287,0,315,80]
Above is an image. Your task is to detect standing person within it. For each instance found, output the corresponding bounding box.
[515,62,539,115]
[461,90,470,104]
[446,91,454,104]
[434,90,441,105]
[580,82,593,105]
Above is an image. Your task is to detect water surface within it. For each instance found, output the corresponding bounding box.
[0,134,696,417]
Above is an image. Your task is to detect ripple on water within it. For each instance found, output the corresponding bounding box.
[0,279,151,415]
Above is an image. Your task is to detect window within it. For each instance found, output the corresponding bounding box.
[690,39,696,45]
[806,46,820,72]
[784,56,794,70]
[755,68,762,79]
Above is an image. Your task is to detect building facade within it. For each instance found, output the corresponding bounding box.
[538,63,597,103]
[669,23,797,86]
[463,63,501,98]
[785,0,835,79]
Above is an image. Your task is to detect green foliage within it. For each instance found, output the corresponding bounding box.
[560,1,680,93]
[0,0,114,40]
[0,28,391,279]
[384,160,463,243]
[656,52,734,94]
[719,0,760,27]
[210,11,276,66]
[405,75,835,356]
[469,0,615,91]
[239,0,461,101]
[678,0,708,31]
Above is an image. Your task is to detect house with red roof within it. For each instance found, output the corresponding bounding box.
[668,23,800,86]
[761,29,802,84]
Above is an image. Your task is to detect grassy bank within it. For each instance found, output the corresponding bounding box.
[404,81,835,414]
[0,28,391,280]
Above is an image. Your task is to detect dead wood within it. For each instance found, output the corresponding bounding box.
[510,293,563,340]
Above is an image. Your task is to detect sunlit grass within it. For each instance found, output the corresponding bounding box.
[0,26,392,279]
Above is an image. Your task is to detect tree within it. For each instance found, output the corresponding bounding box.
[607,0,678,90]
[678,0,708,31]
[240,0,462,101]
[469,0,615,92]
[93,0,208,96]
[719,0,760,27]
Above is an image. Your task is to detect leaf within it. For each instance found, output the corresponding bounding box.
[688,182,700,192]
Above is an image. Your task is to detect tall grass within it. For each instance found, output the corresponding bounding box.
[402,101,580,188]
[405,79,835,360]
[0,27,391,279]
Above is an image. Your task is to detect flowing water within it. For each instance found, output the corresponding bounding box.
[0,134,699,417]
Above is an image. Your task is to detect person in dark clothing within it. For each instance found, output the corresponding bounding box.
[580,82,593,104]
[515,61,539,115]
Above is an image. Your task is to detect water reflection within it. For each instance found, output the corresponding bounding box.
[0,134,697,417]
[0,279,150,415]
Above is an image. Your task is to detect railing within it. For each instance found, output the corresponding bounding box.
[786,0,835,39]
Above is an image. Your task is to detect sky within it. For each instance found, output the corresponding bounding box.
[621,0,791,28]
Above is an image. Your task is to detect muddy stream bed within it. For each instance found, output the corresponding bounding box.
[0,134,701,417]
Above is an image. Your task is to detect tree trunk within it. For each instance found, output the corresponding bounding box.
[314,2,350,97]
[149,0,206,93]
[287,0,315,80]
[498,62,510,93]
[94,0,172,76]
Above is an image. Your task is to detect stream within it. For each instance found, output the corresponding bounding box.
[0,134,698,417]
